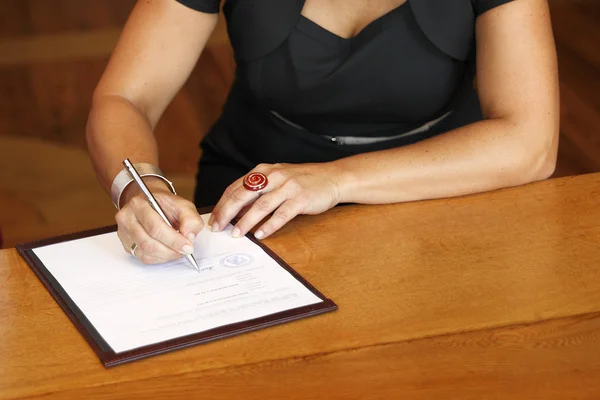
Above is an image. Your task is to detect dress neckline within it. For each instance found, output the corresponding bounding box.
[298,1,409,43]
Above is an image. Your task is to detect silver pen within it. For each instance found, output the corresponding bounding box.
[122,158,200,272]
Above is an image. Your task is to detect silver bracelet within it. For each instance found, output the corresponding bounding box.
[110,163,176,210]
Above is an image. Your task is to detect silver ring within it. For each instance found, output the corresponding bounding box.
[130,242,138,258]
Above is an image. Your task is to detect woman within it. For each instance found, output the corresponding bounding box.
[86,0,559,264]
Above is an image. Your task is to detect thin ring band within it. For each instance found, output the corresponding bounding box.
[130,242,138,258]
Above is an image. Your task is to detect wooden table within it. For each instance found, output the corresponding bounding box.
[2,173,600,399]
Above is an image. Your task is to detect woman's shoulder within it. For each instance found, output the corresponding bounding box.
[471,0,516,17]
[176,0,221,14]
[407,0,515,60]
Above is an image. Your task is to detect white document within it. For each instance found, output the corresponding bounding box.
[32,214,322,353]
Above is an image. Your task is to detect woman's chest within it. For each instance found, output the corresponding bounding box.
[222,0,477,127]
[300,0,408,39]
[239,2,466,126]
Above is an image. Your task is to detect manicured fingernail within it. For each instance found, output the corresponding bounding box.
[211,222,220,232]
[254,230,264,240]
[231,227,241,238]
[186,233,195,242]
[182,245,194,255]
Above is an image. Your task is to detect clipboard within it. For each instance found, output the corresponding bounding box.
[16,223,337,368]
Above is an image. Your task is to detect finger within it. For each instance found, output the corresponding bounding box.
[232,188,288,238]
[131,197,195,256]
[117,227,134,255]
[208,176,244,228]
[126,217,184,264]
[211,166,287,232]
[116,208,139,254]
[164,198,204,243]
[236,203,253,219]
[211,180,260,233]
[213,202,252,229]
[209,164,279,230]
[255,198,305,239]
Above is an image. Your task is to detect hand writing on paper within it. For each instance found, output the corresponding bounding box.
[115,178,204,264]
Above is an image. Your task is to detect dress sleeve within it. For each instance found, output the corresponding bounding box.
[472,0,514,17]
[175,0,221,13]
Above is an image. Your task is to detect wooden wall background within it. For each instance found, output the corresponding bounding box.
[0,0,598,248]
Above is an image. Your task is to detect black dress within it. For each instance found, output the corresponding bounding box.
[175,0,514,206]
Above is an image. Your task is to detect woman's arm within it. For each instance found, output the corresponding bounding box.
[86,0,218,193]
[86,0,218,263]
[335,0,559,204]
[209,0,559,239]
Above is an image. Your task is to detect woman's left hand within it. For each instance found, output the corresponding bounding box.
[208,162,345,239]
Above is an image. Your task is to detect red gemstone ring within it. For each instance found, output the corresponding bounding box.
[243,172,268,191]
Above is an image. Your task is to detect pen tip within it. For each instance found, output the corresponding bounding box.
[187,253,200,271]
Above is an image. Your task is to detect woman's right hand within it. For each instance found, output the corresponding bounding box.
[115,178,204,264]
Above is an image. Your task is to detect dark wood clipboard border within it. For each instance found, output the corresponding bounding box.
[16,209,337,368]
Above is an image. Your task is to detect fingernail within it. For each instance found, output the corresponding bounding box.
[186,233,195,243]
[231,227,241,238]
[254,230,264,240]
[211,222,220,232]
[182,245,194,255]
